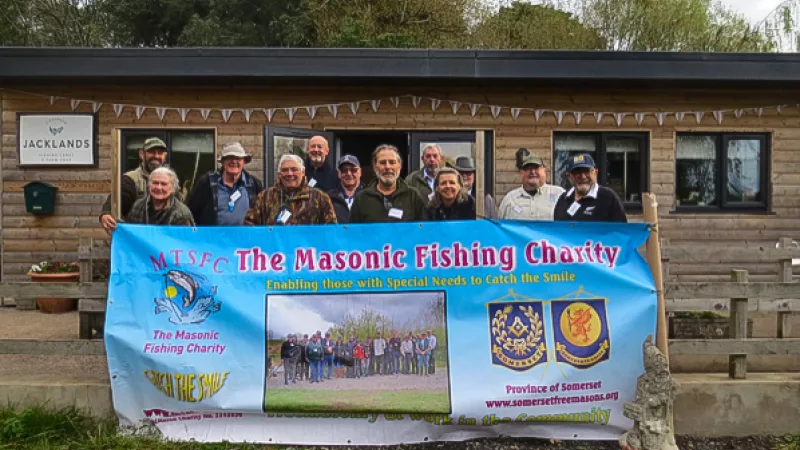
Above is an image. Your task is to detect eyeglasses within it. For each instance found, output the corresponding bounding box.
[339,167,359,174]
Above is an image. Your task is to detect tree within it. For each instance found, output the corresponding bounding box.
[0,0,111,46]
[580,0,773,51]
[100,0,211,47]
[473,1,605,49]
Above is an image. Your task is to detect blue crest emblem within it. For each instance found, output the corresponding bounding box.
[488,300,547,371]
[550,298,610,369]
[154,270,221,324]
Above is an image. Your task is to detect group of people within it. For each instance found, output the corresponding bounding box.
[276,329,438,385]
[98,133,627,233]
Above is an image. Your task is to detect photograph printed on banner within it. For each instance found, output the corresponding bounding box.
[264,291,450,414]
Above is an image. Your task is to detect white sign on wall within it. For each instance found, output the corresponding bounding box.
[18,113,97,167]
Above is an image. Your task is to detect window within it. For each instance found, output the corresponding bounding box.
[675,133,769,211]
[121,129,216,198]
[553,132,648,209]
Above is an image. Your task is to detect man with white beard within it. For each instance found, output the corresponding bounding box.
[498,153,564,221]
[349,144,426,223]
[554,153,627,222]
[303,135,339,192]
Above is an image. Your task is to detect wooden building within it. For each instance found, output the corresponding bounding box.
[0,48,798,282]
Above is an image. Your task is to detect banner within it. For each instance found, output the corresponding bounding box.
[105,220,656,445]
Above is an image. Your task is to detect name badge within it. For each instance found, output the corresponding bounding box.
[308,178,317,188]
[567,202,581,216]
[513,205,522,214]
[388,208,404,219]
[230,191,242,203]
[278,210,292,224]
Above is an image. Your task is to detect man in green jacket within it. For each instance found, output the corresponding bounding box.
[349,145,426,223]
[404,143,444,201]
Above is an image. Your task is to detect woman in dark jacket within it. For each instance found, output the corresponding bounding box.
[424,167,476,221]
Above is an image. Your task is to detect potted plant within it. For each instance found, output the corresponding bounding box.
[27,260,80,313]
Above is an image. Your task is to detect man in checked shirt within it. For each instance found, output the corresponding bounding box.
[498,153,565,221]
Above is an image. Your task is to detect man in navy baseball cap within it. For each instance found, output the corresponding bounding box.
[553,153,627,222]
[327,154,364,223]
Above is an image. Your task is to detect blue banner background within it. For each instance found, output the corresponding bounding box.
[105,220,656,443]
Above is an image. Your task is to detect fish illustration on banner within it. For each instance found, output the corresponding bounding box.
[550,296,611,370]
[154,270,222,325]
[488,290,548,372]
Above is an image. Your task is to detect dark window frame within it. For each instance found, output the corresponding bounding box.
[552,131,649,211]
[674,132,771,213]
[119,128,217,176]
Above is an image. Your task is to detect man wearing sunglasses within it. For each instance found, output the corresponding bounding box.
[327,154,364,224]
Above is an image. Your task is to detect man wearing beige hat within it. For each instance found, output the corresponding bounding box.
[185,141,264,225]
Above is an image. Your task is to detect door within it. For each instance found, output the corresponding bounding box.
[264,126,335,187]
[410,131,493,216]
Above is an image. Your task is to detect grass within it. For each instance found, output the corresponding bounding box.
[778,435,800,450]
[0,405,267,449]
[264,389,450,414]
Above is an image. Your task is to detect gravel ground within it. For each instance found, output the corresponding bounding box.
[0,305,79,339]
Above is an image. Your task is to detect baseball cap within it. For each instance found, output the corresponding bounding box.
[143,137,167,152]
[567,153,596,172]
[520,154,545,168]
[218,142,252,163]
[337,154,360,168]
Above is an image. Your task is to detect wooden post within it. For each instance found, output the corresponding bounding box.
[78,237,94,339]
[729,269,748,379]
[777,237,793,339]
[661,238,671,339]
[475,131,485,218]
[642,193,669,360]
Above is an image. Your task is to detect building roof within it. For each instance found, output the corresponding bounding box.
[1,48,799,88]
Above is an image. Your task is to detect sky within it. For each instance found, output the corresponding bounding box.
[720,0,786,24]
[267,292,444,338]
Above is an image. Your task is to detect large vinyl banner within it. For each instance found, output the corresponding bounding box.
[105,220,656,445]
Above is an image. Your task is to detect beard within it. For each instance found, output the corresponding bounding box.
[575,182,592,195]
[146,158,163,172]
[378,171,398,186]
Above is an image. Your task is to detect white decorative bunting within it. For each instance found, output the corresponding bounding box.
[70,99,81,111]
[755,107,763,117]
[305,106,318,120]
[221,109,233,123]
[370,100,381,113]
[431,99,441,112]
[734,109,744,119]
[113,104,124,118]
[777,105,783,115]
[135,106,146,120]
[242,108,254,123]
[178,108,190,122]
[694,112,704,124]
[450,101,462,115]
[92,102,103,113]
[469,104,481,117]
[595,112,604,124]
[411,96,421,109]
[264,108,276,122]
[655,112,666,126]
[510,108,521,120]
[634,112,645,125]
[390,97,400,108]
[534,110,544,122]
[49,96,56,105]
[348,102,360,115]
[675,112,685,122]
[200,109,211,121]
[713,111,724,124]
[285,107,297,122]
[156,107,167,121]
[327,104,339,119]
[613,112,626,127]
[490,105,502,119]
[554,111,565,125]
[573,112,584,125]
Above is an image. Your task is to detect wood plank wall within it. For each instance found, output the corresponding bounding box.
[1,85,799,281]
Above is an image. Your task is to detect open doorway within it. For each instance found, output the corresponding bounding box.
[334,131,409,185]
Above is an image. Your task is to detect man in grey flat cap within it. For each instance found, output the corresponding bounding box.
[185,141,264,225]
